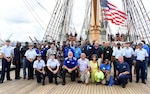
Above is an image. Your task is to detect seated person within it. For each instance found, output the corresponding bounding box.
[33,54,46,85]
[100,59,111,85]
[77,53,90,85]
[47,54,60,85]
[115,56,130,88]
[62,51,78,85]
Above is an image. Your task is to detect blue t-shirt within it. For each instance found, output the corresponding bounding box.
[63,57,78,68]
[100,63,111,71]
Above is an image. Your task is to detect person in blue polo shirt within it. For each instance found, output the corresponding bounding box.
[62,51,78,85]
[115,56,130,88]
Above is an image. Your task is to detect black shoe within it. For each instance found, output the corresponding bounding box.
[42,81,45,85]
[15,77,19,80]
[31,77,34,79]
[0,80,3,83]
[23,77,26,79]
[49,81,53,83]
[135,81,139,83]
[142,81,146,84]
[55,82,58,85]
[78,80,82,83]
[18,77,22,79]
[62,82,65,85]
[96,82,99,85]
[130,80,132,82]
[28,78,30,80]
[105,81,109,86]
[122,84,126,88]
[7,79,12,81]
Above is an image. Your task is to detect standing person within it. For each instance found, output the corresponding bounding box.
[62,51,78,85]
[21,42,29,79]
[82,40,93,60]
[124,42,134,82]
[56,46,64,77]
[77,53,90,85]
[47,54,60,85]
[141,40,149,80]
[0,40,13,83]
[71,42,82,59]
[115,56,130,88]
[64,43,75,58]
[33,54,46,85]
[46,43,57,60]
[134,42,148,84]
[25,44,37,80]
[35,44,44,60]
[14,42,22,79]
[112,42,125,79]
[92,41,103,65]
[103,41,113,61]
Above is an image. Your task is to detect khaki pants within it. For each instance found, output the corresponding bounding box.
[80,71,90,84]
[101,74,111,84]
[98,58,102,66]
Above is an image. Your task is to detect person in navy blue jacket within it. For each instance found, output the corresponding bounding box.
[14,42,22,79]
[115,56,130,88]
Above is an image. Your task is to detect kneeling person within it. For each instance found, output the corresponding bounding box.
[47,54,60,85]
[100,59,111,85]
[33,54,46,85]
[78,53,90,85]
[115,56,130,88]
[62,51,78,85]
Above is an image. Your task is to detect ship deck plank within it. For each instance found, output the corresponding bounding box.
[0,67,150,94]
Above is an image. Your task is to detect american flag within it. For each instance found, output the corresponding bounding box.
[100,0,127,25]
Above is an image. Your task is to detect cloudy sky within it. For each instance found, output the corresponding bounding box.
[0,0,149,42]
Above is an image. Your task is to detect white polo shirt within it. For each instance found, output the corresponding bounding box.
[134,48,148,61]
[25,49,37,59]
[78,58,90,72]
[33,60,45,69]
[1,45,13,57]
[124,47,134,58]
[47,59,60,69]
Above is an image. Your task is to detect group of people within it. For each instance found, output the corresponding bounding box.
[0,39,149,88]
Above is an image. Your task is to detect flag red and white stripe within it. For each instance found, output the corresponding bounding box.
[101,1,127,25]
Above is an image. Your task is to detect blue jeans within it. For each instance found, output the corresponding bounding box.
[22,57,27,77]
[145,58,149,80]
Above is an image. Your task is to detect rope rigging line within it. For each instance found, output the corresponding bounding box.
[23,0,47,29]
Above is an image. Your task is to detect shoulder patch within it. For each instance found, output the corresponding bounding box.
[73,57,77,60]
[65,57,69,60]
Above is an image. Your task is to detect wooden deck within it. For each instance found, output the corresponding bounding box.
[0,68,150,94]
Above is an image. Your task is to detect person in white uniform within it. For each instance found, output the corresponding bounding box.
[47,54,60,85]
[33,54,46,85]
[0,40,13,83]
[25,44,37,80]
[134,42,148,84]
[123,42,134,82]
[112,42,125,79]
